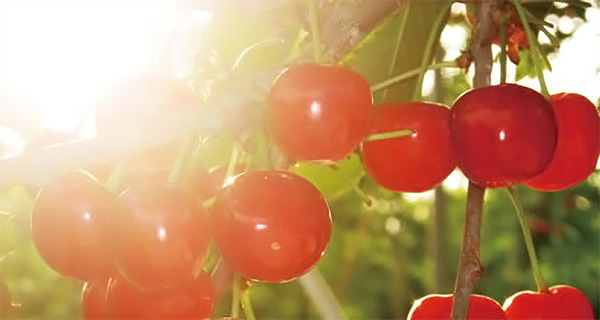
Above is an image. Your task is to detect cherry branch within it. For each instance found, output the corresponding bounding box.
[450,0,494,318]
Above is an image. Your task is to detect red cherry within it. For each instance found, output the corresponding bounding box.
[108,184,211,290]
[31,170,116,280]
[450,83,557,188]
[361,102,456,192]
[267,63,373,162]
[95,73,198,170]
[503,285,595,319]
[408,294,507,319]
[106,271,215,320]
[211,171,331,283]
[81,279,110,320]
[525,93,600,191]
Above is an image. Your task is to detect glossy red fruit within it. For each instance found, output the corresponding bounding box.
[361,102,456,192]
[212,171,331,283]
[81,279,110,320]
[108,184,211,290]
[450,83,557,188]
[525,93,600,191]
[267,63,373,163]
[95,73,198,170]
[503,285,595,319]
[408,294,507,319]
[106,271,215,320]
[31,171,116,280]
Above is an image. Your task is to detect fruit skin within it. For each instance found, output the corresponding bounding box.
[408,294,507,319]
[525,93,600,191]
[31,170,116,280]
[503,285,595,319]
[450,83,557,188]
[211,171,331,283]
[108,184,211,290]
[361,102,456,193]
[106,271,215,320]
[267,63,373,163]
[81,279,110,320]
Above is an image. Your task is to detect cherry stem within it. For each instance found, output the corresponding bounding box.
[370,60,458,93]
[505,187,548,292]
[362,129,413,142]
[240,284,257,320]
[104,160,127,192]
[451,182,486,319]
[298,268,347,320]
[307,0,324,63]
[231,273,241,318]
[510,0,551,98]
[381,2,411,102]
[410,0,453,102]
[253,125,272,171]
[499,16,508,84]
[167,135,194,184]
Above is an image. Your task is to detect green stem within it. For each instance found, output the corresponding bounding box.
[231,274,241,318]
[505,187,548,292]
[240,286,257,320]
[411,0,453,101]
[381,2,411,101]
[299,268,347,320]
[499,16,508,84]
[363,129,413,142]
[371,60,457,93]
[307,0,324,63]
[253,126,272,171]
[223,143,241,185]
[510,0,551,98]
[167,135,194,184]
[105,161,127,192]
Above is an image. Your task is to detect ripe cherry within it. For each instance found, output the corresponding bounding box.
[525,93,600,191]
[361,102,455,192]
[31,170,116,280]
[211,171,331,283]
[108,183,211,290]
[95,73,198,170]
[81,279,110,320]
[267,63,373,163]
[503,285,595,319]
[450,83,557,188]
[408,294,507,319]
[106,271,215,320]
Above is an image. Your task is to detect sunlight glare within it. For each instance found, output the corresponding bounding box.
[0,0,168,133]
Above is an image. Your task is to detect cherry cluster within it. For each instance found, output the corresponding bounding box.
[24,59,598,320]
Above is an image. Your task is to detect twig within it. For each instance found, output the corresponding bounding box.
[450,0,494,318]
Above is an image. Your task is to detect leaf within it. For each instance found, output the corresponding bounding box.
[341,0,450,104]
[292,153,364,202]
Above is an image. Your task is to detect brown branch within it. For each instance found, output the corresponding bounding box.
[451,1,494,318]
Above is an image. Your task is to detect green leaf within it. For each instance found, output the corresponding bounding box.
[292,153,364,202]
[341,1,450,104]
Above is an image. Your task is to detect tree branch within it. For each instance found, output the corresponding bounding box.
[450,0,493,318]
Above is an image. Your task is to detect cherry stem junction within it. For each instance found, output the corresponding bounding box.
[510,0,551,98]
[505,187,548,292]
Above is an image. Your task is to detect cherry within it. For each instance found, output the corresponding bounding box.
[450,83,557,188]
[408,294,507,319]
[525,93,600,191]
[503,285,595,319]
[81,279,110,320]
[267,63,373,163]
[211,170,331,283]
[361,102,456,192]
[106,271,215,320]
[31,170,116,281]
[95,73,198,170]
[108,183,211,290]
